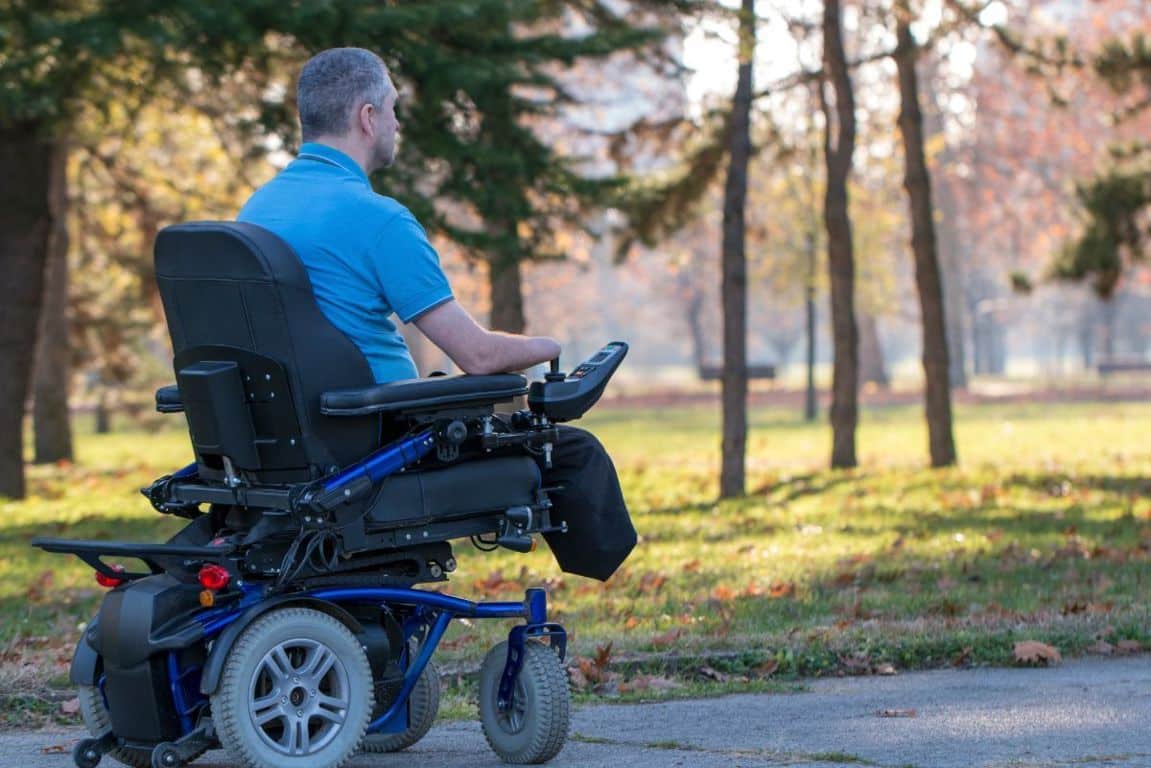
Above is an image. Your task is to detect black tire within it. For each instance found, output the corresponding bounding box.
[360,659,441,753]
[478,641,570,764]
[212,607,373,768]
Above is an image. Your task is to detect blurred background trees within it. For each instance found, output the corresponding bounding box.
[2,0,1150,499]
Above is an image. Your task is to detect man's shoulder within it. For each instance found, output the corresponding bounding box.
[357,189,411,222]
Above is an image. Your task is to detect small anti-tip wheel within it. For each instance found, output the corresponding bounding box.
[78,684,167,768]
[360,659,441,753]
[72,739,102,768]
[212,607,373,768]
[149,744,181,768]
[478,641,570,764]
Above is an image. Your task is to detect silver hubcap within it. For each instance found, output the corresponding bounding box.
[247,638,350,756]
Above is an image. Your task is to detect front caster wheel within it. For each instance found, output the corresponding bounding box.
[212,607,373,768]
[361,659,441,753]
[478,641,570,764]
[72,738,103,768]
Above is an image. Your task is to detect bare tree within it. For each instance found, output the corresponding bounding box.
[894,2,957,467]
[0,135,63,498]
[720,0,756,498]
[33,155,74,464]
[821,0,859,469]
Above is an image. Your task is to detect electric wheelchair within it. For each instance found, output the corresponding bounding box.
[32,222,629,768]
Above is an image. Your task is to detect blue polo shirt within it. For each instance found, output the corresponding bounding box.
[238,143,453,382]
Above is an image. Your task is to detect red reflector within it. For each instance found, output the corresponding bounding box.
[96,565,125,588]
[198,564,231,591]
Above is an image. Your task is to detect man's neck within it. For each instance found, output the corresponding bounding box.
[306,136,373,177]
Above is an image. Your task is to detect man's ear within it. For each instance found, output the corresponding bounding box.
[358,103,375,137]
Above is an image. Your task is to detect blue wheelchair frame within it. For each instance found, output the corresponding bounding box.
[86,428,567,751]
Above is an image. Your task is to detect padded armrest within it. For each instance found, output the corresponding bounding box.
[156,385,184,413]
[321,373,527,416]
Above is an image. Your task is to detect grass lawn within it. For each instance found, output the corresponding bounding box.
[2,399,1150,725]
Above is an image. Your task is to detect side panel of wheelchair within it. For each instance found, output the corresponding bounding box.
[33,222,628,768]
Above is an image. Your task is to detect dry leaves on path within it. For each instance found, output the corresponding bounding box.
[1013,640,1062,666]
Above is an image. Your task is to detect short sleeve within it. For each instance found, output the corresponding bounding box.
[367,208,454,323]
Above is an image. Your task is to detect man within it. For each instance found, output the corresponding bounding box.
[238,47,635,581]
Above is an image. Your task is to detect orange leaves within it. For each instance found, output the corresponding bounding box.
[636,571,668,596]
[568,642,615,693]
[1013,641,1062,666]
[471,569,523,597]
[649,629,682,650]
[768,582,796,599]
[592,642,614,670]
[1092,639,1144,655]
[710,584,736,602]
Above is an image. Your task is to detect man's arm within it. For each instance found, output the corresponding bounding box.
[414,299,561,375]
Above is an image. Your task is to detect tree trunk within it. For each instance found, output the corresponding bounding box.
[857,311,889,389]
[719,0,755,499]
[488,252,525,335]
[95,389,112,434]
[895,10,957,467]
[0,127,59,499]
[1100,297,1116,361]
[685,286,707,370]
[922,67,968,390]
[33,145,73,464]
[821,0,859,469]
[934,175,969,389]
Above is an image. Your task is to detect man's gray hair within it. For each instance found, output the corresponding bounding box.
[297,48,393,141]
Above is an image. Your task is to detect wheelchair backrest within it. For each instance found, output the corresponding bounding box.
[155,222,380,483]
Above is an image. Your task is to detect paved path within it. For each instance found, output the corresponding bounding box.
[3,656,1149,768]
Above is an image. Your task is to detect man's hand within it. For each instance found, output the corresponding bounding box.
[414,299,560,374]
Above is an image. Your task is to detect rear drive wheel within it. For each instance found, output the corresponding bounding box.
[212,607,373,768]
[360,659,441,753]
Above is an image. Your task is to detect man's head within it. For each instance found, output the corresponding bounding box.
[297,47,399,171]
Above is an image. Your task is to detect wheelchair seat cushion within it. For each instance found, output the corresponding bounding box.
[366,456,540,528]
[321,374,528,416]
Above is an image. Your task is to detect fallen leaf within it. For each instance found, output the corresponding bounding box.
[753,659,780,678]
[952,646,973,666]
[624,616,640,630]
[1087,640,1115,656]
[1061,600,1088,615]
[40,745,68,754]
[711,584,736,601]
[650,629,681,650]
[1013,641,1061,666]
[1116,640,1142,654]
[567,665,590,691]
[59,697,80,716]
[875,663,897,676]
[683,559,702,573]
[593,642,614,670]
[698,665,728,682]
[876,708,917,718]
[769,582,796,599]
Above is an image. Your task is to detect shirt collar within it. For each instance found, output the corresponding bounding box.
[297,142,370,185]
